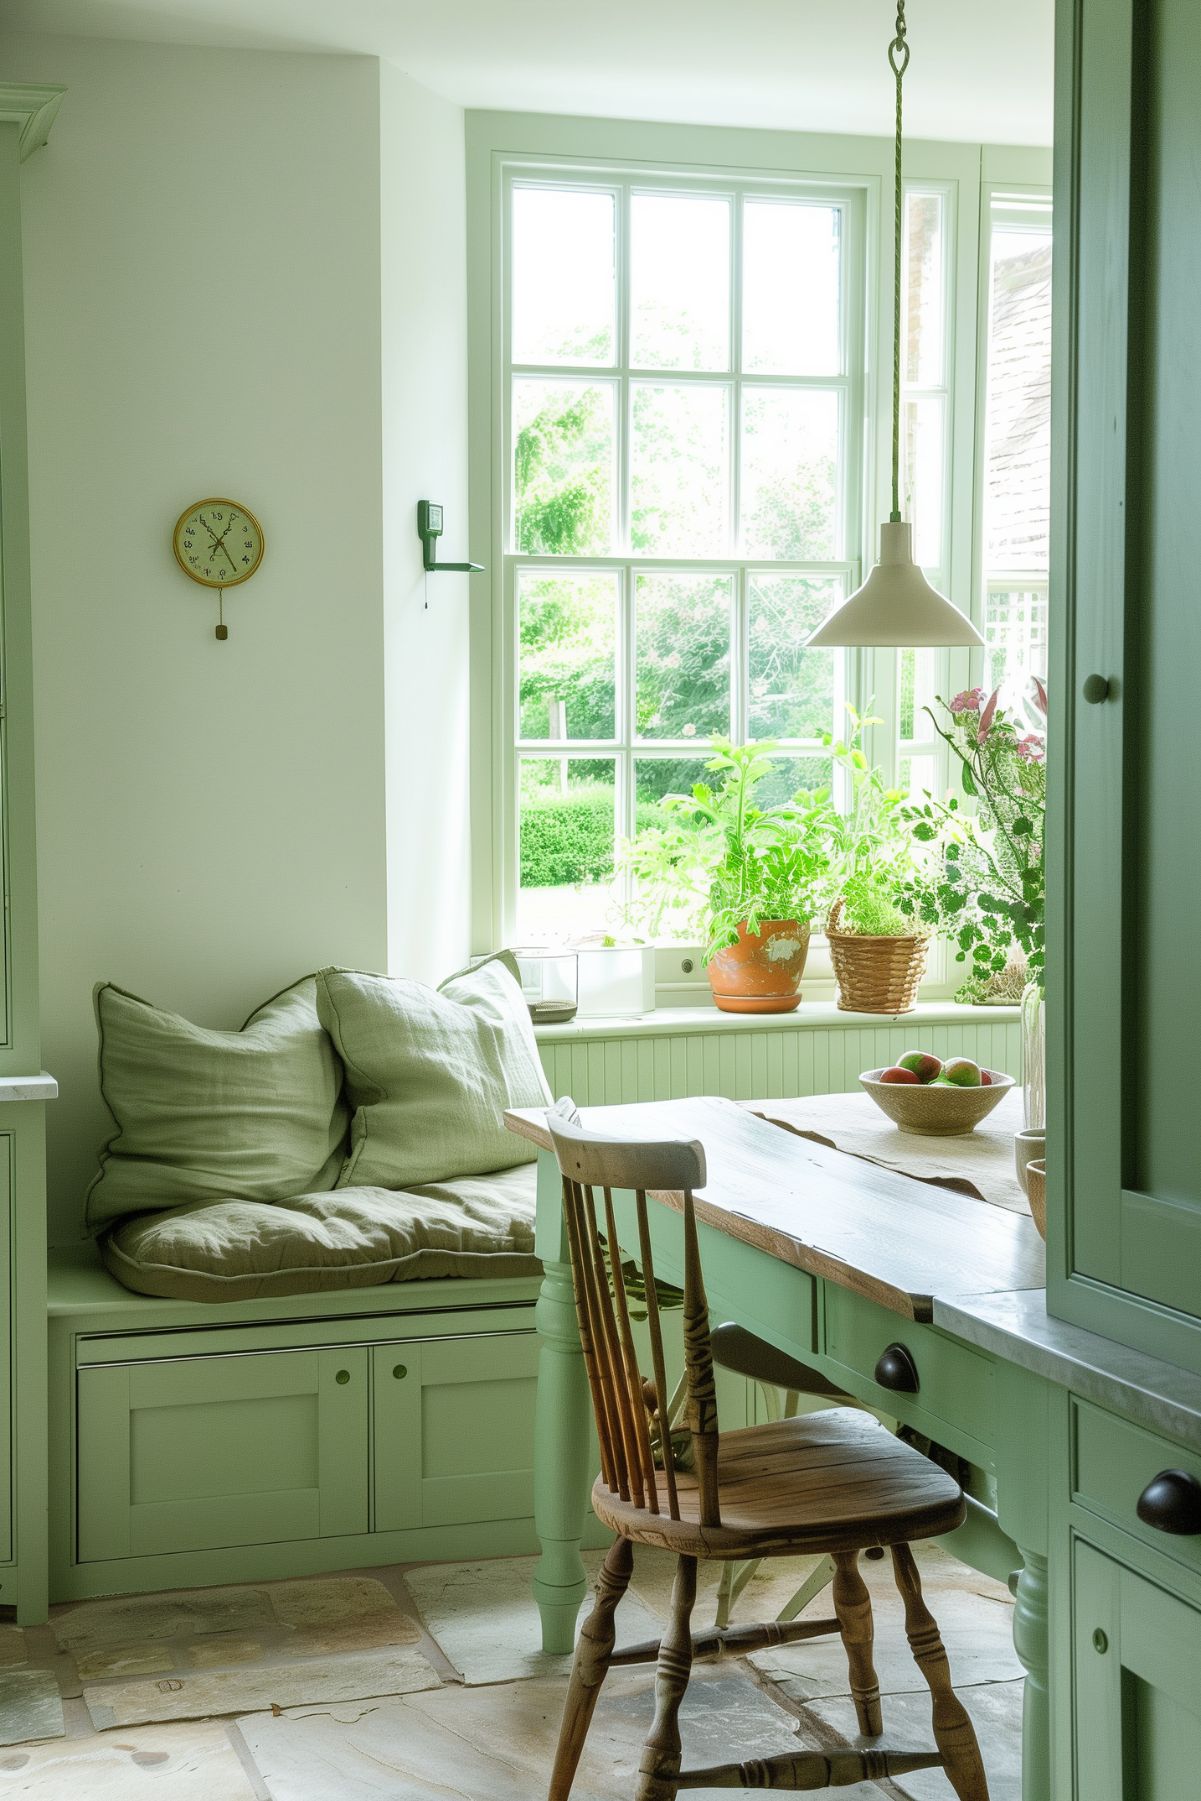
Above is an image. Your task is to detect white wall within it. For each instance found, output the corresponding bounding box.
[380,62,472,982]
[1,34,471,1240]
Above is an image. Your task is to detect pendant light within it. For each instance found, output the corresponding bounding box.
[807,2,983,649]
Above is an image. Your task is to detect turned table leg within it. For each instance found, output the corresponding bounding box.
[1012,1548,1050,1801]
[534,1149,592,1654]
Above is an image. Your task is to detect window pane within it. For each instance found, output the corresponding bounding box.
[984,222,1053,570]
[899,754,938,801]
[901,393,945,571]
[513,379,616,554]
[747,574,840,741]
[630,383,731,554]
[898,647,939,742]
[742,200,841,375]
[518,757,616,943]
[755,755,832,806]
[903,191,945,387]
[635,573,732,740]
[630,193,730,371]
[512,186,615,365]
[518,571,618,741]
[985,583,1049,723]
[741,387,840,560]
[630,757,710,943]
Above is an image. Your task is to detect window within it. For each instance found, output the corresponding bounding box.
[505,173,864,944]
[980,194,1052,721]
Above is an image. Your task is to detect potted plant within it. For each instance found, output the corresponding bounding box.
[622,742,833,1014]
[824,712,932,1015]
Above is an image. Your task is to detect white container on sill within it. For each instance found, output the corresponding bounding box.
[575,945,656,1017]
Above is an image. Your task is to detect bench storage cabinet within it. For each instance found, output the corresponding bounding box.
[51,1252,547,1602]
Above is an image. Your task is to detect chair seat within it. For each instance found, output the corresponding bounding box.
[593,1407,965,1559]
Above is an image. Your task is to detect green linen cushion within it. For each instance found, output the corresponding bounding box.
[86,978,349,1232]
[316,957,551,1191]
[99,1165,541,1301]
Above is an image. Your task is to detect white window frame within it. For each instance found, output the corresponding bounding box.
[466,117,1052,1002]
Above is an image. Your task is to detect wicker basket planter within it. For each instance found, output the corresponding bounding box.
[826,899,929,1015]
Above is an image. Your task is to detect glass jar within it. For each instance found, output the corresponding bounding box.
[1021,980,1046,1130]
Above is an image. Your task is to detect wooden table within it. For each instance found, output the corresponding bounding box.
[506,1094,1051,1801]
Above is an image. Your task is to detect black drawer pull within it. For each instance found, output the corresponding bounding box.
[874,1343,919,1393]
[1136,1469,1201,1536]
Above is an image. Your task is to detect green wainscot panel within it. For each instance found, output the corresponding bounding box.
[77,1347,368,1561]
[373,1332,538,1533]
[1073,1537,1201,1799]
[0,1135,9,1566]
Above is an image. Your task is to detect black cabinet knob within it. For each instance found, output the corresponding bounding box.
[1082,673,1111,704]
[874,1343,920,1393]
[1136,1469,1201,1536]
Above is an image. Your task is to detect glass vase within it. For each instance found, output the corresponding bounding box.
[1021,980,1046,1130]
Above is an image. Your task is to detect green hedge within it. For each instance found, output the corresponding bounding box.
[521,792,670,887]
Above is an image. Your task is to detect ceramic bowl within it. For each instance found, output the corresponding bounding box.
[1025,1157,1047,1240]
[1014,1128,1047,1197]
[859,1067,1014,1135]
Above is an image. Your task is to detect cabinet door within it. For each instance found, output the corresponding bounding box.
[373,1334,538,1532]
[0,1136,10,1566]
[1074,1540,1201,1798]
[77,1347,368,1561]
[1052,0,1201,1369]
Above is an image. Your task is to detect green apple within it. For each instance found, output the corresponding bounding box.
[897,1050,942,1084]
[940,1057,982,1088]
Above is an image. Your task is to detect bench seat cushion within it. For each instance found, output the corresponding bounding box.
[98,1164,541,1303]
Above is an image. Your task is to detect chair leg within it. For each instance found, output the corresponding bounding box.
[548,1536,633,1801]
[831,1549,883,1737]
[890,1541,991,1801]
[634,1553,697,1801]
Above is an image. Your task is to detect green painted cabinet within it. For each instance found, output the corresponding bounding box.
[373,1333,538,1532]
[1073,1539,1201,1796]
[1051,0,1201,1374]
[77,1348,369,1561]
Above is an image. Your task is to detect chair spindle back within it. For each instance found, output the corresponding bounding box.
[547,1103,720,1528]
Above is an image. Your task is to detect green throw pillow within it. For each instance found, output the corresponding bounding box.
[86,978,349,1232]
[316,955,551,1190]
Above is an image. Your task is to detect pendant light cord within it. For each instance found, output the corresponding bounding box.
[889,2,910,523]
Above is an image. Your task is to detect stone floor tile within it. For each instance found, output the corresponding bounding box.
[0,1719,258,1798]
[0,1671,64,1747]
[83,1643,441,1729]
[0,1632,26,1673]
[53,1588,274,1658]
[800,1678,1023,1801]
[748,1544,1020,1702]
[404,1552,661,1686]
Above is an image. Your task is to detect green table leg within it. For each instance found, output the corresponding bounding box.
[1012,1547,1050,1801]
[533,1150,591,1654]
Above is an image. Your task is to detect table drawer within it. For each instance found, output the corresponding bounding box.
[1072,1398,1201,1578]
[823,1287,994,1450]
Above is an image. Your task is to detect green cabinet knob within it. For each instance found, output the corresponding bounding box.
[1082,673,1110,704]
[335,1369,350,1385]
[1092,1628,1109,1654]
[393,1364,408,1380]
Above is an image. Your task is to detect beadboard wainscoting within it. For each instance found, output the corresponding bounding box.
[534,1004,1023,1109]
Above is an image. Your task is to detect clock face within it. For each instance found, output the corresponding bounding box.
[172,498,264,588]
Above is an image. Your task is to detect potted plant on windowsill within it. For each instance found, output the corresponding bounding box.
[824,712,932,1015]
[622,741,833,1015]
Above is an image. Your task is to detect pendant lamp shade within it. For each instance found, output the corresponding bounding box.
[806,1,983,652]
[807,521,985,648]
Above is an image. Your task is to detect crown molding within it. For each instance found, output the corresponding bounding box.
[0,83,65,161]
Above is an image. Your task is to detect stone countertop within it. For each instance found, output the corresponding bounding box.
[935,1286,1201,1454]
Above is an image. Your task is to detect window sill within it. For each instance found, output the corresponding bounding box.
[533,998,1021,1042]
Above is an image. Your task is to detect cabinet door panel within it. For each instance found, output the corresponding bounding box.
[1074,1539,1201,1798]
[373,1334,538,1533]
[0,1137,10,1565]
[77,1348,368,1561]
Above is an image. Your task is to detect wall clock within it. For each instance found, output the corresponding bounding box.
[172,497,265,639]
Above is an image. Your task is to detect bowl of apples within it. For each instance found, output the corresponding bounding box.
[859,1051,1014,1135]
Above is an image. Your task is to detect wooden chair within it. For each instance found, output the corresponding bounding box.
[546,1106,990,1801]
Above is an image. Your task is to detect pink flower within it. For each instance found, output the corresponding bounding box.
[1017,733,1046,762]
[949,688,986,714]
[977,688,1000,744]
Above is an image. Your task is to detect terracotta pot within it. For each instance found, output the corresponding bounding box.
[706,920,811,1015]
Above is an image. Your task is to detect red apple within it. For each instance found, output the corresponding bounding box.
[879,1066,920,1085]
[897,1049,942,1084]
[980,1069,993,1086]
[941,1057,982,1088]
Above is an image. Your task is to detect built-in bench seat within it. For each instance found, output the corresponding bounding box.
[47,1240,571,1605]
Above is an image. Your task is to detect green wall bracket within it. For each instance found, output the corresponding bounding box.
[417,500,484,573]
